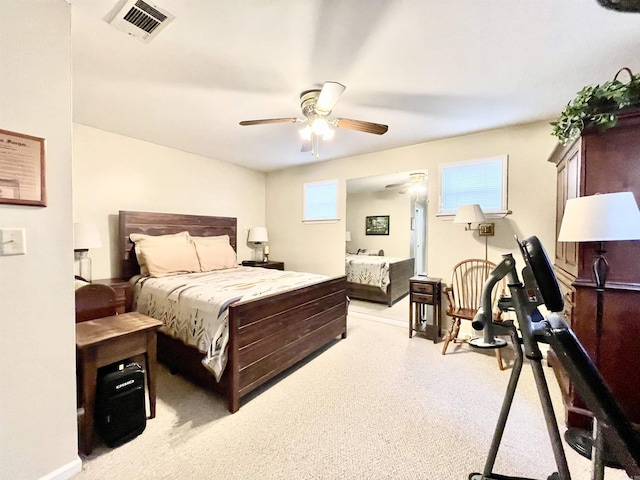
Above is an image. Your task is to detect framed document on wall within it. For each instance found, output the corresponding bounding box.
[365,215,390,235]
[0,128,46,207]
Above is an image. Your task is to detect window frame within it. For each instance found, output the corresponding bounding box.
[437,155,509,218]
[303,178,340,223]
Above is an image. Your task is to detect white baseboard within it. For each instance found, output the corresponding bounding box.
[39,456,82,480]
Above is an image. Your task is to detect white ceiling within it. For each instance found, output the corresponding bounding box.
[71,0,640,173]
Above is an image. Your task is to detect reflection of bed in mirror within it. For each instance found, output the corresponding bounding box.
[119,210,348,413]
[345,253,415,307]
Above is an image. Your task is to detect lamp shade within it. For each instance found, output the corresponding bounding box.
[73,223,102,250]
[453,204,486,224]
[248,226,269,243]
[558,192,640,242]
[345,231,352,242]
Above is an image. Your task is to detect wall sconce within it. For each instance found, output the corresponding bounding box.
[248,226,269,262]
[453,204,495,260]
[73,223,102,282]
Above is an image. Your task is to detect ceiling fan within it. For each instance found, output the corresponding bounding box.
[385,172,427,194]
[239,81,388,156]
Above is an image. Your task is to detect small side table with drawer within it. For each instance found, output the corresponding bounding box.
[409,276,442,343]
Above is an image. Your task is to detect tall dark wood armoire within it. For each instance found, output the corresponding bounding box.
[549,109,640,429]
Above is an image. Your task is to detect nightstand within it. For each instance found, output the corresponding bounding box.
[241,260,285,270]
[93,278,130,313]
[409,276,442,343]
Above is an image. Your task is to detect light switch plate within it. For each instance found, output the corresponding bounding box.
[0,228,27,255]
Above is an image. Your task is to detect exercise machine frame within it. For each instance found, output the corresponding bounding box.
[468,236,640,480]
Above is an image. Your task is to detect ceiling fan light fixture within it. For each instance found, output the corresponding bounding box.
[299,125,312,140]
[311,117,330,135]
[322,127,335,141]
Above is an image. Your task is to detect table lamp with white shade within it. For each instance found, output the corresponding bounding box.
[557,191,640,480]
[558,191,640,364]
[248,226,268,262]
[74,223,102,282]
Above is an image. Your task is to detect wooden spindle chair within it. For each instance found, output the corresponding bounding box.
[441,259,507,369]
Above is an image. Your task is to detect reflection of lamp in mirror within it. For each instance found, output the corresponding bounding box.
[345,230,352,253]
[453,204,495,261]
[248,226,269,262]
[74,223,102,282]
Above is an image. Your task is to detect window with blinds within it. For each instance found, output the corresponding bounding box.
[438,155,508,215]
[303,179,339,222]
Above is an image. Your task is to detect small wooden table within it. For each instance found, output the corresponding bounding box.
[241,260,285,270]
[76,312,162,454]
[409,276,442,343]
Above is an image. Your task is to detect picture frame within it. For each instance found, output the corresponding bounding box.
[365,215,390,235]
[0,128,46,207]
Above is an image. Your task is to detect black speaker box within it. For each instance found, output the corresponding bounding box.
[95,362,147,447]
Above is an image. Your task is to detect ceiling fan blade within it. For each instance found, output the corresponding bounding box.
[239,117,299,126]
[385,183,407,189]
[315,82,346,114]
[334,118,388,135]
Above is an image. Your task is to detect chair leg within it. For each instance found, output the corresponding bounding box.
[441,317,460,355]
[495,347,504,370]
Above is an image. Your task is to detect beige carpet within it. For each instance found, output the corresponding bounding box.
[73,313,629,480]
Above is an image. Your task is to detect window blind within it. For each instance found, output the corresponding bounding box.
[303,179,338,222]
[439,156,507,215]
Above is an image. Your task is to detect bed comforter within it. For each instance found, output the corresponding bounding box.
[345,254,406,293]
[131,267,328,381]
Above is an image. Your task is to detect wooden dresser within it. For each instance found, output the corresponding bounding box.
[549,109,640,429]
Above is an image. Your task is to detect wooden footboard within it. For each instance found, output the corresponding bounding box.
[347,257,414,307]
[227,275,347,412]
[157,275,348,413]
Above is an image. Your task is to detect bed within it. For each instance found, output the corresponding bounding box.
[345,253,415,307]
[118,210,348,413]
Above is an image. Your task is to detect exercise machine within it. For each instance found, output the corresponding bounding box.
[467,236,640,480]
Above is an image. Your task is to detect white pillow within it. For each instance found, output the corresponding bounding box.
[191,235,237,271]
[129,231,200,277]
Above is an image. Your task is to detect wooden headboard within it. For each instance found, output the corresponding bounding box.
[118,210,238,279]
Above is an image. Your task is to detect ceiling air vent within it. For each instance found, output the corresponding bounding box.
[107,0,175,43]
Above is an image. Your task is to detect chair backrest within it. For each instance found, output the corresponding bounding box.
[448,259,504,316]
[75,284,118,323]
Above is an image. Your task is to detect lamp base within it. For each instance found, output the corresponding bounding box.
[253,245,264,262]
[76,250,92,282]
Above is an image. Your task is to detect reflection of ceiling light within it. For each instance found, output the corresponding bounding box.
[410,172,426,184]
[409,184,427,195]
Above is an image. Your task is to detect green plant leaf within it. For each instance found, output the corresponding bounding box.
[551,68,640,143]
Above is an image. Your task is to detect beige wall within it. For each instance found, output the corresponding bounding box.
[346,190,412,258]
[0,1,81,479]
[266,121,558,283]
[73,124,267,279]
